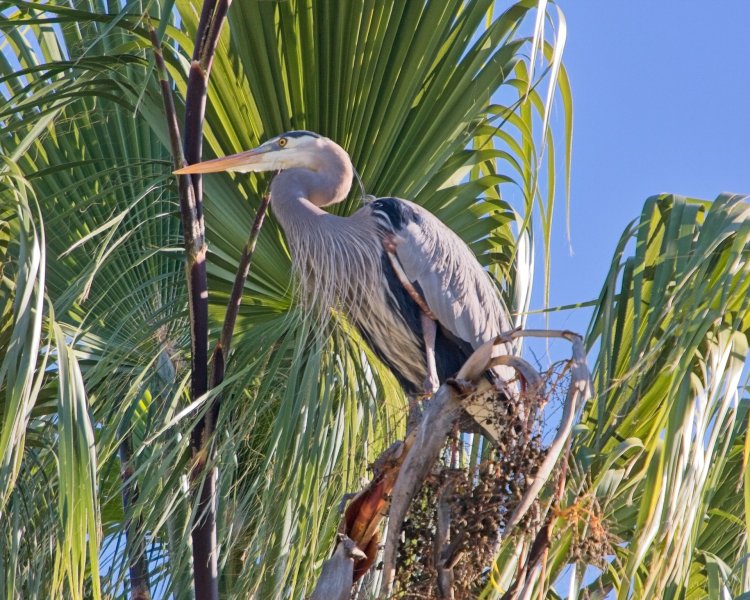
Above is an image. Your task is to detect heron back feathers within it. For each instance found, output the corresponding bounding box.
[368,198,511,348]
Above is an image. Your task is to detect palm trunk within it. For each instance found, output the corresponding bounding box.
[149,2,232,596]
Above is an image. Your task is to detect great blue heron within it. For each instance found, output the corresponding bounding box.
[176,131,512,434]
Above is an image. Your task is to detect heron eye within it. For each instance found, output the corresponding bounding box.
[278,138,288,148]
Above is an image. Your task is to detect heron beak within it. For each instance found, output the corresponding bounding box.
[173,146,276,175]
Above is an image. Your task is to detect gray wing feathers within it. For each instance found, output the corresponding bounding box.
[384,199,515,444]
[392,200,511,349]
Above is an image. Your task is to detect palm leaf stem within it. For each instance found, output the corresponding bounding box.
[217,194,271,358]
[118,434,151,600]
[202,194,271,488]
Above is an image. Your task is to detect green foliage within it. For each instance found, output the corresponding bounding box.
[579,195,750,599]
[6,2,747,600]
[2,1,568,597]
[0,167,102,600]
[504,195,750,599]
[0,165,46,513]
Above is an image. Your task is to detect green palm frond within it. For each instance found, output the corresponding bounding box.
[0,167,104,599]
[529,194,750,599]
[0,165,46,512]
[2,1,570,597]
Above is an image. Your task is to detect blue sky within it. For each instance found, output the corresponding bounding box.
[536,1,750,339]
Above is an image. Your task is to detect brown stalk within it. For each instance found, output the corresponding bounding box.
[202,192,271,454]
[119,434,151,600]
[181,3,232,598]
[149,3,232,597]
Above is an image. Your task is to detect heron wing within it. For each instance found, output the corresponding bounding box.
[367,197,516,444]
[369,197,511,349]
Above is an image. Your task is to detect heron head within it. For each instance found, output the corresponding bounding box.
[174,131,334,175]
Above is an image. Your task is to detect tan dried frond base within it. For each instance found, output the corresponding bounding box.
[392,366,566,599]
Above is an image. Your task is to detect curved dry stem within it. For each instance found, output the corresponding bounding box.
[504,334,590,533]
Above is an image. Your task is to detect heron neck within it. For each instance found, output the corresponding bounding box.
[270,166,352,231]
[270,171,327,231]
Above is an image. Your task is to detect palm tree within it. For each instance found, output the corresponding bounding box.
[1,2,748,600]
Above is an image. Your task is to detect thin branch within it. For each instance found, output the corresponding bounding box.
[119,435,151,600]
[207,194,271,432]
[502,333,590,532]
[219,194,270,355]
[212,194,270,379]
[501,441,574,600]
[149,27,187,169]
